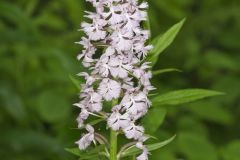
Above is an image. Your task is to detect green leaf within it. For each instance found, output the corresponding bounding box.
[0,129,62,154]
[147,18,185,65]
[36,90,70,123]
[69,74,81,90]
[65,148,81,156]
[0,86,27,122]
[188,101,233,125]
[0,1,32,29]
[178,132,218,160]
[120,135,176,158]
[221,140,240,160]
[142,108,167,134]
[153,68,182,76]
[152,89,224,106]
[25,0,38,16]
[65,145,106,159]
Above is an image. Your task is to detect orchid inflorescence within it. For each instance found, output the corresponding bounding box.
[74,0,154,159]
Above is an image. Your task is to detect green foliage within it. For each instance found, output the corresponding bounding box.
[0,0,239,160]
[221,141,240,160]
[142,108,167,134]
[147,19,185,65]
[151,89,224,106]
[120,135,176,158]
[66,145,106,159]
[177,132,218,160]
[152,68,182,76]
[36,90,70,123]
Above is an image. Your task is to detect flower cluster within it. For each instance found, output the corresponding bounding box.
[75,0,154,159]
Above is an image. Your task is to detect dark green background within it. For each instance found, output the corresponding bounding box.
[0,0,239,160]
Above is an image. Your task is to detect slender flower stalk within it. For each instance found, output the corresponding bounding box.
[75,0,154,159]
[110,99,119,160]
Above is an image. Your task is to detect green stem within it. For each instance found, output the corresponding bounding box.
[110,99,118,160]
[110,130,118,160]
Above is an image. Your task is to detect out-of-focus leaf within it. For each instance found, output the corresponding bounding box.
[149,0,186,18]
[153,68,182,76]
[69,74,81,90]
[0,86,26,122]
[142,108,167,134]
[63,0,85,25]
[212,77,240,104]
[147,19,185,65]
[178,116,208,137]
[152,89,224,106]
[204,50,238,71]
[221,140,240,160]
[177,132,218,160]
[34,11,67,31]
[120,135,176,158]
[25,0,38,16]
[0,1,32,30]
[36,90,70,123]
[188,101,233,125]
[0,129,62,154]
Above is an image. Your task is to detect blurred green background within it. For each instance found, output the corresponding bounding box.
[0,0,240,160]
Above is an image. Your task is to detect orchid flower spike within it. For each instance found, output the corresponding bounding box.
[75,0,154,159]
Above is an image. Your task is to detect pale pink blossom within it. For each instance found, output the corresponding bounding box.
[98,78,121,101]
[76,125,95,150]
[75,1,153,159]
[108,111,130,130]
[109,55,132,78]
[136,141,149,160]
[76,109,89,128]
[121,92,150,118]
[123,123,144,140]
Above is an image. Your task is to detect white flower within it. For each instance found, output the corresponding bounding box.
[94,55,111,77]
[76,0,154,157]
[78,72,96,85]
[98,78,121,101]
[75,37,93,49]
[75,89,102,112]
[108,111,130,130]
[139,2,149,9]
[81,13,107,41]
[76,37,96,67]
[76,109,89,128]
[136,142,149,160]
[109,55,132,78]
[111,27,133,51]
[76,125,95,150]
[121,92,150,118]
[123,123,144,140]
[133,62,151,79]
[135,44,153,59]
[137,149,149,160]
[102,4,123,25]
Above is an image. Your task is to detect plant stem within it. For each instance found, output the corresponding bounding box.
[110,129,118,160]
[110,99,118,160]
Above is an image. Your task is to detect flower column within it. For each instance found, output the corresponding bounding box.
[75,0,154,160]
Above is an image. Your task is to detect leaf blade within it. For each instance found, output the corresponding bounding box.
[121,135,176,158]
[147,18,185,65]
[65,145,105,157]
[142,108,167,134]
[153,68,182,76]
[152,89,224,106]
